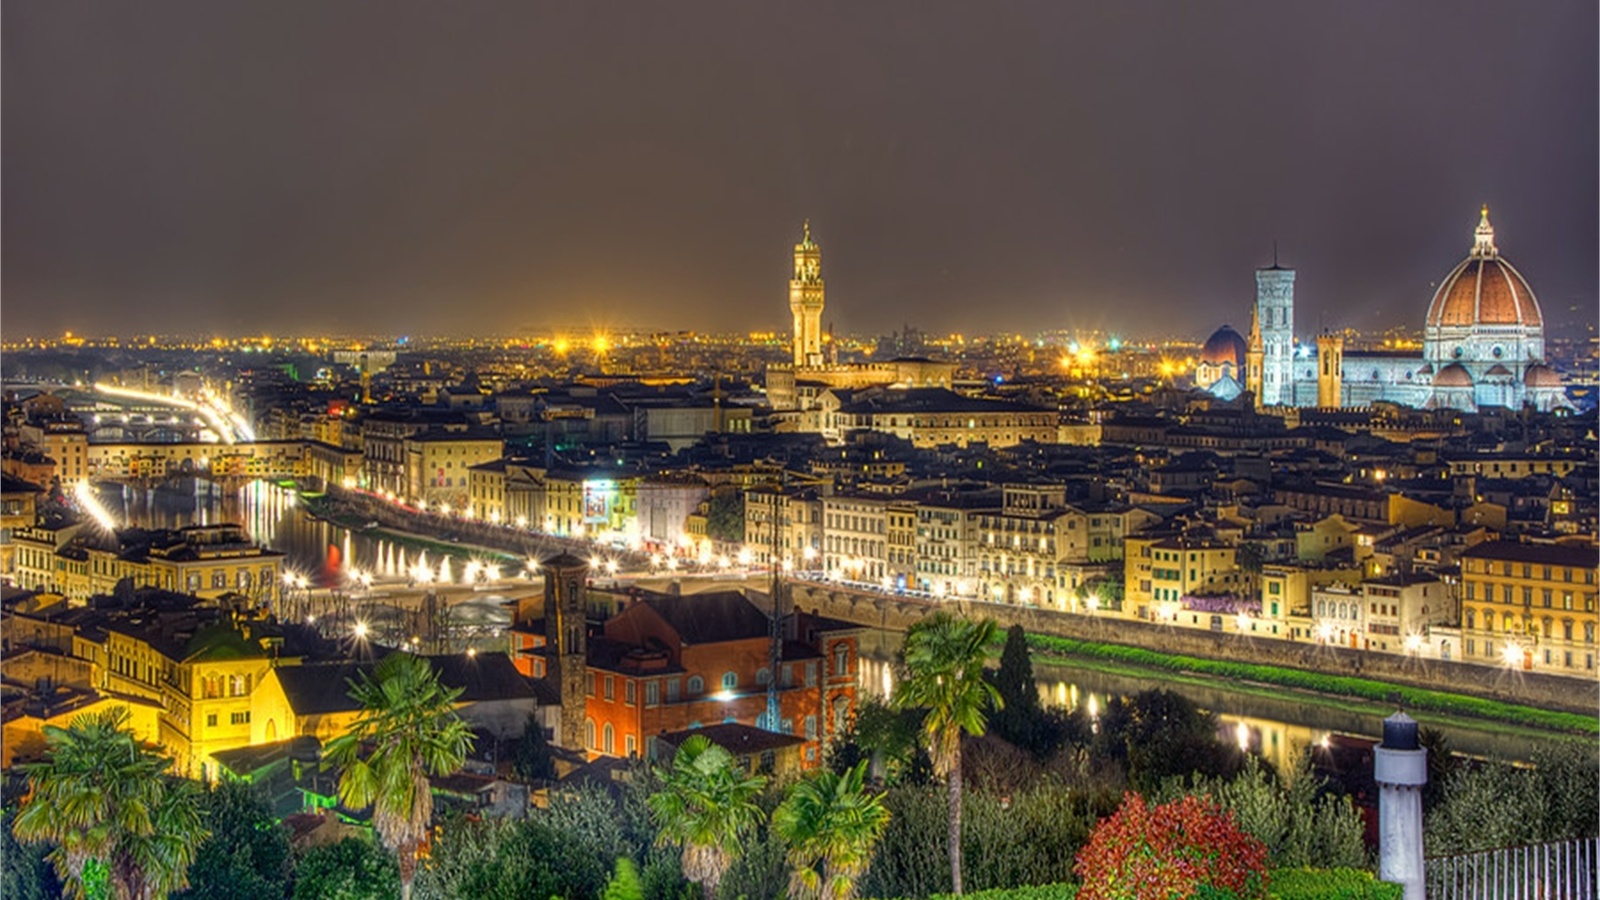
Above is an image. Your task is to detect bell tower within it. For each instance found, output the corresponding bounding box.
[790,220,825,368]
[543,553,590,752]
[1255,251,1296,407]
[1317,333,1344,409]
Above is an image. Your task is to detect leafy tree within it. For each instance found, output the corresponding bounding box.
[704,494,744,543]
[291,839,399,900]
[894,613,1001,895]
[773,761,891,900]
[1093,689,1243,791]
[12,708,208,900]
[647,734,767,899]
[174,781,291,900]
[511,714,555,783]
[3,805,63,900]
[325,653,476,900]
[1074,793,1269,900]
[1237,542,1267,575]
[827,698,930,786]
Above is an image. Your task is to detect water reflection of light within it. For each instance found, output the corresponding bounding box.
[1235,720,1251,752]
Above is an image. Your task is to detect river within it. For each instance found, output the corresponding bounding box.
[98,478,1562,765]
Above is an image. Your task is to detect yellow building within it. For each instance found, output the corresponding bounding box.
[13,522,283,604]
[2,690,163,769]
[1126,536,1247,624]
[1,475,44,578]
[1459,540,1598,678]
[405,430,504,509]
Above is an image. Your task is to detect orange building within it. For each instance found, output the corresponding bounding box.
[509,572,859,770]
[581,591,860,769]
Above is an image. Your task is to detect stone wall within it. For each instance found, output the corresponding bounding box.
[784,583,1597,716]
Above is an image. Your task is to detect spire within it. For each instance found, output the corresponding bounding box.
[800,219,815,249]
[1473,204,1497,257]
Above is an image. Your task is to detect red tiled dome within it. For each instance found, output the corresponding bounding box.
[1425,208,1542,330]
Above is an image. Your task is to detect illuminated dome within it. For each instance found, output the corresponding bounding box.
[1433,363,1474,387]
[1199,325,1248,368]
[1424,207,1542,329]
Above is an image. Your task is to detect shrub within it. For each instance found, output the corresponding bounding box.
[1163,755,1367,870]
[1267,868,1401,900]
[1074,793,1269,900]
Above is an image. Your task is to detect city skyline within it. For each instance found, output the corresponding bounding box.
[4,2,1597,340]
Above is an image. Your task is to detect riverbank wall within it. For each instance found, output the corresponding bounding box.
[785,582,1599,717]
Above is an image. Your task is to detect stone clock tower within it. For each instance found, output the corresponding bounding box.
[543,553,590,751]
[789,220,825,368]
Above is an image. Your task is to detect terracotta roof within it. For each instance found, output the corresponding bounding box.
[1425,257,1542,329]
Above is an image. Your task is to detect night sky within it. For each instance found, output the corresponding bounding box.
[4,1,1595,340]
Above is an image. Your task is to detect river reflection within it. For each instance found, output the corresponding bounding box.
[854,627,1547,766]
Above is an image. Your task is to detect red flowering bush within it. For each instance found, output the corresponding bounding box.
[1073,793,1269,900]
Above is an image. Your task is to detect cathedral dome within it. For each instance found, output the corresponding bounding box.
[1433,363,1474,387]
[1424,207,1542,329]
[1199,325,1248,369]
[1524,364,1563,388]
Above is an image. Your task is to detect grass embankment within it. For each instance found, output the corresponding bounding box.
[1013,633,1598,738]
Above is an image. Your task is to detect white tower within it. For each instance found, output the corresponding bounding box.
[1374,711,1427,900]
[1255,261,1296,406]
[790,220,825,368]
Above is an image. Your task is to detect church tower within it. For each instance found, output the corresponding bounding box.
[1245,306,1265,410]
[1255,258,1296,406]
[1317,333,1344,409]
[542,553,590,752]
[790,221,825,368]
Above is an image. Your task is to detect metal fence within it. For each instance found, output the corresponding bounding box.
[1426,837,1599,899]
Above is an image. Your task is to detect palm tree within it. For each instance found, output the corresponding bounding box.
[325,653,476,900]
[647,734,767,899]
[894,612,1001,896]
[12,707,208,900]
[772,760,891,900]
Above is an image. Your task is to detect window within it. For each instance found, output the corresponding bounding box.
[805,715,818,740]
[667,678,680,702]
[585,719,596,749]
[721,672,738,691]
[604,675,614,701]
[212,571,227,589]
[833,644,848,676]
[1563,621,1574,642]
[687,676,704,695]
[625,680,636,705]
[805,662,817,687]
[646,680,660,706]
[587,673,596,697]
[206,713,218,727]
[603,724,614,755]
[755,667,771,686]
[625,735,637,757]
[230,711,250,725]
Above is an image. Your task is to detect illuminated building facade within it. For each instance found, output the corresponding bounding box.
[1459,540,1598,677]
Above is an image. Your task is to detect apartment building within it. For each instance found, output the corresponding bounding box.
[1459,540,1598,677]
